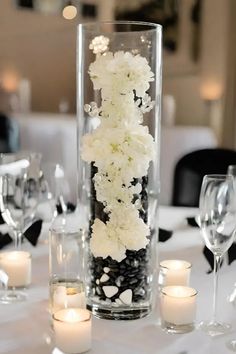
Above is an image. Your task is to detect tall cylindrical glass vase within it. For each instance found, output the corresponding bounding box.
[77,21,162,320]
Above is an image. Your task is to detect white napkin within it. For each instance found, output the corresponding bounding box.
[0,159,29,176]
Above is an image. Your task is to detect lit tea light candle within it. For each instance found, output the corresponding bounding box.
[53,308,92,354]
[53,286,86,313]
[159,260,191,287]
[0,251,31,287]
[160,286,197,333]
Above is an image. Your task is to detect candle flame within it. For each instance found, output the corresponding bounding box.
[65,309,79,322]
[54,308,91,323]
[66,287,78,296]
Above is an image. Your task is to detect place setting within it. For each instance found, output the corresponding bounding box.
[0,151,75,304]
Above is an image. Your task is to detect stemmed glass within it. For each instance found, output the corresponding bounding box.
[199,174,236,336]
[227,165,236,307]
[225,165,236,351]
[0,152,41,248]
[0,152,41,303]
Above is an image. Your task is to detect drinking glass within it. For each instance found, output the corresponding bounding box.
[227,165,236,307]
[226,165,236,351]
[0,152,41,248]
[199,174,236,336]
[0,250,31,303]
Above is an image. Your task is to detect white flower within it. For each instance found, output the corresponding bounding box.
[89,35,110,54]
[137,93,155,113]
[100,93,143,127]
[90,218,126,262]
[88,52,113,90]
[94,169,142,211]
[89,51,154,97]
[81,124,155,180]
[108,206,150,251]
[90,206,150,262]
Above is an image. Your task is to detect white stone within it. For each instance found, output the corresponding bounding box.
[100,274,109,282]
[119,289,132,305]
[115,298,122,305]
[96,279,100,285]
[103,267,110,273]
[103,286,118,298]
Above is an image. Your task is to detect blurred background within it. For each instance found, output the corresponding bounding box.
[0,0,235,205]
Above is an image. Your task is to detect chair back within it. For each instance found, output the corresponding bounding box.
[172,148,236,207]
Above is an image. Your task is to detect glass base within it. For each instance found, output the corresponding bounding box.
[198,320,231,337]
[52,347,90,354]
[161,320,195,334]
[226,339,236,352]
[0,290,27,304]
[87,303,151,320]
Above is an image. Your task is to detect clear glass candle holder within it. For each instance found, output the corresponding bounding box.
[53,308,92,354]
[0,250,31,303]
[160,286,197,334]
[158,260,192,289]
[49,214,87,315]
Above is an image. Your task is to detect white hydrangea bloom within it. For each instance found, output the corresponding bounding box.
[101,93,143,127]
[81,125,155,180]
[90,207,150,262]
[89,51,154,97]
[108,207,150,251]
[94,169,142,211]
[88,52,114,91]
[90,218,126,262]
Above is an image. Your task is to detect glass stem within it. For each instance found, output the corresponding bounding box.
[15,230,23,249]
[212,254,221,323]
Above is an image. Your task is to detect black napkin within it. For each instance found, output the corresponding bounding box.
[0,213,5,225]
[203,243,236,273]
[186,217,199,228]
[0,219,43,249]
[159,228,173,242]
[0,233,12,249]
[24,219,43,246]
[228,243,236,265]
[0,211,13,249]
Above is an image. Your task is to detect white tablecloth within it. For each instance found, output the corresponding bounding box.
[1,206,236,354]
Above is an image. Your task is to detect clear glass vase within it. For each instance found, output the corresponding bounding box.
[77,21,162,320]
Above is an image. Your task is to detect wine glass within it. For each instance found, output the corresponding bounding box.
[0,153,41,303]
[0,152,41,248]
[225,165,236,351]
[226,165,236,307]
[198,174,236,336]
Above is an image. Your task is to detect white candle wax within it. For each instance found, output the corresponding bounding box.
[53,308,91,354]
[160,286,197,325]
[53,286,86,313]
[159,260,191,287]
[0,251,31,287]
